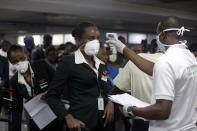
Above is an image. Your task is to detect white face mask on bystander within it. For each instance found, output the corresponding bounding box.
[14,60,29,74]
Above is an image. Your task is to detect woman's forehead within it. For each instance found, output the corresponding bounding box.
[84,26,100,36]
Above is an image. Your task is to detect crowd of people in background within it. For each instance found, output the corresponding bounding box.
[0,16,197,131]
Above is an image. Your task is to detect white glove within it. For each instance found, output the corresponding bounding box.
[122,105,135,118]
[106,39,126,54]
[109,44,117,54]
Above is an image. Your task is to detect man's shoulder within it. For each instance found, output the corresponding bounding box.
[153,54,174,73]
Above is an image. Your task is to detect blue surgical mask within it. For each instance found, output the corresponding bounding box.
[156,34,171,53]
[156,35,166,53]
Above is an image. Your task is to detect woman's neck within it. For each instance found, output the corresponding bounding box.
[23,67,32,86]
[23,67,31,77]
[80,49,95,68]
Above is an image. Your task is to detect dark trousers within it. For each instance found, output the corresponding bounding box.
[29,118,63,131]
[65,121,103,131]
[132,119,149,131]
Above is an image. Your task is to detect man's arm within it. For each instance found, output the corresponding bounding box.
[132,99,172,120]
[106,40,154,76]
[130,58,175,120]
[123,47,154,76]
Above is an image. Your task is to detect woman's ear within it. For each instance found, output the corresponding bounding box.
[76,37,85,47]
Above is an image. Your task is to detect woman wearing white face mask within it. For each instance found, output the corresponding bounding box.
[46,22,115,131]
[8,45,62,131]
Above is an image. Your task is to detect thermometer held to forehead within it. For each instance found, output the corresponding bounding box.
[106,33,118,40]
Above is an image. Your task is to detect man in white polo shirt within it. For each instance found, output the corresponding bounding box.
[107,16,197,131]
[114,52,163,131]
[188,43,197,111]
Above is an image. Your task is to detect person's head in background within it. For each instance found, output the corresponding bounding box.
[97,44,109,64]
[141,39,149,53]
[156,16,187,50]
[43,34,52,49]
[188,43,197,57]
[24,36,35,52]
[149,39,158,53]
[118,36,126,44]
[72,22,100,56]
[64,42,77,55]
[7,45,29,74]
[131,44,142,54]
[0,40,12,52]
[57,44,66,57]
[0,40,12,57]
[45,45,58,65]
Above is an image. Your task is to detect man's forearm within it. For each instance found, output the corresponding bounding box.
[123,47,154,76]
[133,104,170,120]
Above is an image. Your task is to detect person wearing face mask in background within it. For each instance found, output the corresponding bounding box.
[8,45,62,131]
[46,22,114,131]
[97,44,128,131]
[24,36,35,61]
[105,34,127,80]
[108,16,197,131]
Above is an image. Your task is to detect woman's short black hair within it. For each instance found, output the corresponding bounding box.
[7,44,23,60]
[72,22,95,38]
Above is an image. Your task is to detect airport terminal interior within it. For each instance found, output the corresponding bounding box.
[0,0,197,131]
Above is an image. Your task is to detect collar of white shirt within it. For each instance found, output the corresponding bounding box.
[167,43,187,51]
[74,49,101,70]
[0,49,7,57]
[18,62,34,97]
